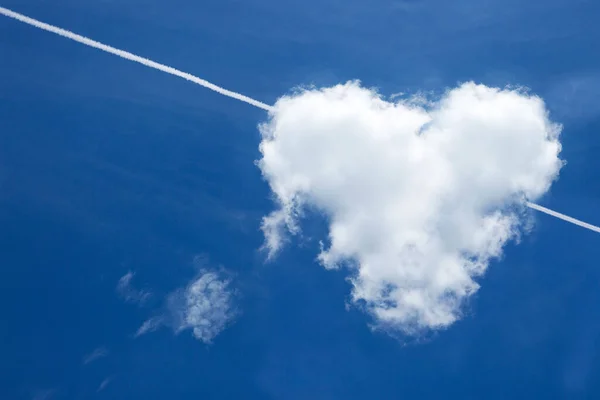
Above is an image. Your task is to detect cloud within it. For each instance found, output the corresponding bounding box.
[31,389,56,400]
[134,315,164,337]
[116,271,152,305]
[257,81,563,336]
[82,346,109,365]
[136,269,238,344]
[97,377,114,393]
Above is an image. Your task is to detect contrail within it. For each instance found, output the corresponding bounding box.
[526,202,600,234]
[0,6,273,112]
[1,7,599,236]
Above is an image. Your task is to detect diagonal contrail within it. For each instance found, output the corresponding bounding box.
[1,6,598,235]
[0,6,273,111]
[526,202,600,234]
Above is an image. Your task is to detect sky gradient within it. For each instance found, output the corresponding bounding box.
[1,0,600,399]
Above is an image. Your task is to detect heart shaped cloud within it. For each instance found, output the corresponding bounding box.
[257,81,563,335]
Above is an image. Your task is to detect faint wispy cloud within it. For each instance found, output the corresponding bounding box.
[134,316,164,338]
[136,265,238,344]
[116,271,152,305]
[82,346,109,365]
[32,389,56,400]
[545,72,600,122]
[97,376,114,393]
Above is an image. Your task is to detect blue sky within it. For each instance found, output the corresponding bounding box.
[1,0,600,399]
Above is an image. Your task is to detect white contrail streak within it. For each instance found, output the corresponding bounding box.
[0,6,273,112]
[1,7,599,235]
[526,202,600,234]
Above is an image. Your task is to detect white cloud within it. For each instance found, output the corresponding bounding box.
[257,81,563,335]
[134,316,164,338]
[116,271,152,305]
[136,269,238,344]
[97,377,114,393]
[82,346,109,365]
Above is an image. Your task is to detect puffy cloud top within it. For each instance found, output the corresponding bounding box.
[258,81,563,335]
